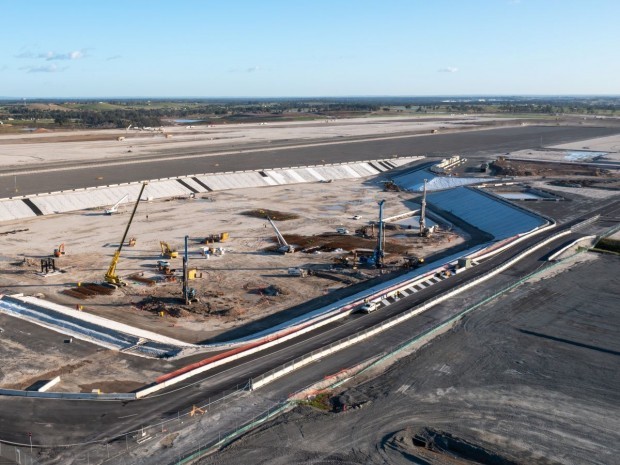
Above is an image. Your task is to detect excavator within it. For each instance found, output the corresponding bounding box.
[53,243,66,257]
[104,182,148,287]
[160,241,179,259]
[267,216,294,253]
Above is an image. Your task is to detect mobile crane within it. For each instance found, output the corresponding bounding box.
[105,194,129,215]
[267,216,295,253]
[104,182,148,287]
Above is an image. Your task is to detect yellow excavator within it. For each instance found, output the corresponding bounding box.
[105,182,148,287]
[160,241,178,259]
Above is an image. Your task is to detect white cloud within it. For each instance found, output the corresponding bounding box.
[20,64,67,73]
[41,50,86,61]
[15,49,86,61]
[438,67,459,73]
[106,55,122,61]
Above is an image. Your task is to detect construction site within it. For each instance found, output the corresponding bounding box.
[0,117,618,465]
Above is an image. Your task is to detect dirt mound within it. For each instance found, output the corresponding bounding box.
[241,209,300,221]
[388,427,520,465]
[283,233,410,254]
[491,158,606,177]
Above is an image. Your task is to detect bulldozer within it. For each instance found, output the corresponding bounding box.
[160,241,178,259]
[203,232,229,244]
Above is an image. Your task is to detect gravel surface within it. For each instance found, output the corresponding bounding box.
[202,252,620,465]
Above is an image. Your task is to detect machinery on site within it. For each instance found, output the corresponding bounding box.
[160,241,179,259]
[105,194,128,215]
[373,200,386,267]
[267,216,295,253]
[419,179,433,237]
[403,256,425,269]
[288,267,307,277]
[40,257,56,274]
[53,243,66,257]
[182,235,197,304]
[203,232,229,243]
[104,182,148,287]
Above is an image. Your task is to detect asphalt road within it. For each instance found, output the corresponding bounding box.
[2,125,618,197]
[1,199,617,452]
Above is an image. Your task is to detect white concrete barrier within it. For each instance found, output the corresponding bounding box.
[37,376,61,392]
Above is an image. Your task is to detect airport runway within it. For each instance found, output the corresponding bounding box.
[2,125,618,197]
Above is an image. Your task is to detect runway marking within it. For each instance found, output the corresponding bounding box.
[117,413,138,419]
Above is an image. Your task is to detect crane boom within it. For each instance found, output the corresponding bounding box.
[267,216,294,253]
[420,179,427,236]
[105,182,148,285]
[105,194,129,215]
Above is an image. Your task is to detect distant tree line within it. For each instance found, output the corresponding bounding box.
[0,97,616,129]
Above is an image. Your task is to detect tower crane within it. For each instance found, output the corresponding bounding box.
[104,182,148,287]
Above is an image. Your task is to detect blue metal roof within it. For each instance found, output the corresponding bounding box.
[427,187,547,240]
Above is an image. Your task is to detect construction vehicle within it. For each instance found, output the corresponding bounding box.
[160,241,178,259]
[419,179,430,237]
[267,216,294,253]
[288,267,307,277]
[359,301,379,313]
[182,236,198,304]
[104,182,148,287]
[403,256,425,268]
[373,200,386,267]
[356,224,375,238]
[203,232,229,243]
[53,243,66,257]
[105,194,128,215]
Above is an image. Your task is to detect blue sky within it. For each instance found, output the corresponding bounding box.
[1,0,618,98]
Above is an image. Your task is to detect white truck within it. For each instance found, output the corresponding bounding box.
[359,301,379,313]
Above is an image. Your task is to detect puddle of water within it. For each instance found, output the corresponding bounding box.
[497,192,543,200]
[564,151,607,162]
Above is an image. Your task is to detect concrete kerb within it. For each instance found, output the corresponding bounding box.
[249,229,573,391]
[548,235,597,261]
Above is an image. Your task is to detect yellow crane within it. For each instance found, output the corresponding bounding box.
[105,182,148,286]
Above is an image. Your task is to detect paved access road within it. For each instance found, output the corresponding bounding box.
[2,125,618,197]
[1,199,617,452]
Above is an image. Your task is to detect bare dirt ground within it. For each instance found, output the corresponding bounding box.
[203,252,620,465]
[0,177,463,391]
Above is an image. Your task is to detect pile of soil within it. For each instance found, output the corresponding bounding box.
[491,158,606,177]
[283,233,410,254]
[241,209,300,221]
